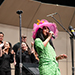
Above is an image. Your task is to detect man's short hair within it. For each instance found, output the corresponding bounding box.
[0,32,4,36]
[21,34,27,39]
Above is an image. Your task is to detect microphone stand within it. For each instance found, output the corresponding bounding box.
[16,10,23,75]
[49,15,74,75]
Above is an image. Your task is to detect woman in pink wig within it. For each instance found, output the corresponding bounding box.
[32,19,67,75]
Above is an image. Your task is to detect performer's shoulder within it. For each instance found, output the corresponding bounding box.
[35,38,41,41]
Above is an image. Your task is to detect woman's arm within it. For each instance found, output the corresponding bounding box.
[56,54,67,61]
[0,47,2,57]
[43,32,53,47]
[11,50,16,65]
[0,41,6,57]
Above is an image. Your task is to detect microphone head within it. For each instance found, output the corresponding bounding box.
[69,26,75,39]
[69,26,73,31]
[55,12,58,14]
[47,12,57,17]
[49,31,55,39]
[16,10,23,14]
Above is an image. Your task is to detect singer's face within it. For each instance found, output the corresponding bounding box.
[43,26,49,36]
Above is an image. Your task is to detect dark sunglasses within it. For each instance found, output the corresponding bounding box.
[21,36,27,39]
[43,26,49,30]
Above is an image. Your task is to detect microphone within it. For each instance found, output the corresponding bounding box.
[49,31,55,39]
[47,12,57,17]
[52,34,55,39]
[69,26,75,38]
[16,10,23,14]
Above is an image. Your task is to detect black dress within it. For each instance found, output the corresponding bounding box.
[0,53,14,75]
[15,50,38,75]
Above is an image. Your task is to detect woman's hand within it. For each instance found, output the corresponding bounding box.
[56,54,67,61]
[11,50,15,55]
[0,47,2,57]
[31,41,34,48]
[48,31,53,37]
[3,41,6,45]
[43,31,53,47]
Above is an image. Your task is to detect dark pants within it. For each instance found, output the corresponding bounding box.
[0,70,11,75]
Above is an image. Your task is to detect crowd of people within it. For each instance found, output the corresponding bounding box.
[0,32,15,75]
[0,19,67,75]
[0,32,39,75]
[13,35,39,75]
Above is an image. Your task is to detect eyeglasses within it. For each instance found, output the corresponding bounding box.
[23,37,26,38]
[21,36,27,39]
